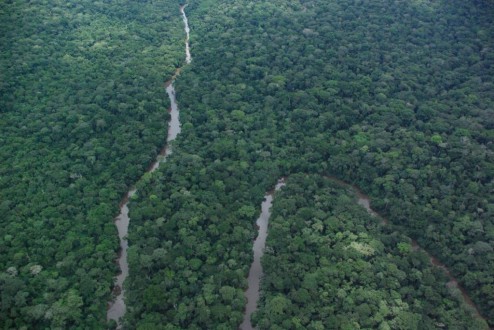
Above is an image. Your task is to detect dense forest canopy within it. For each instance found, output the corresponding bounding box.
[126,0,493,327]
[256,174,489,329]
[0,0,183,328]
[1,0,493,329]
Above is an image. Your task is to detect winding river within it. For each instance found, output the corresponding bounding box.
[327,177,487,323]
[107,4,191,327]
[240,179,285,330]
[239,176,487,328]
[104,4,486,327]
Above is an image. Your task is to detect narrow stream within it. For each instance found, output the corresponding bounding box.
[103,3,487,326]
[238,176,487,327]
[341,179,487,323]
[107,4,191,327]
[106,189,135,324]
[240,179,285,330]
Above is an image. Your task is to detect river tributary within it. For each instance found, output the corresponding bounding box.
[107,4,191,327]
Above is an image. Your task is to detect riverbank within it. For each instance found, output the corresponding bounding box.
[107,4,191,327]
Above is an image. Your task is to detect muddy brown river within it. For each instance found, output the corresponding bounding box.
[240,179,285,330]
[107,4,191,327]
[239,176,487,328]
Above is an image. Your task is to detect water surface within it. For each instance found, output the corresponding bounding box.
[240,179,285,330]
[107,5,190,327]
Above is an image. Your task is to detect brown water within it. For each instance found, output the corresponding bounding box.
[259,175,487,325]
[106,189,135,323]
[238,176,487,327]
[411,240,484,320]
[240,179,285,330]
[106,5,190,327]
[341,179,487,324]
[106,85,181,325]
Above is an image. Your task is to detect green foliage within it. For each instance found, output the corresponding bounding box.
[255,175,487,329]
[170,0,494,325]
[0,0,183,327]
[2,0,493,328]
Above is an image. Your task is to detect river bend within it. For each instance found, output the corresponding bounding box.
[332,177,487,324]
[239,176,487,328]
[107,5,191,327]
